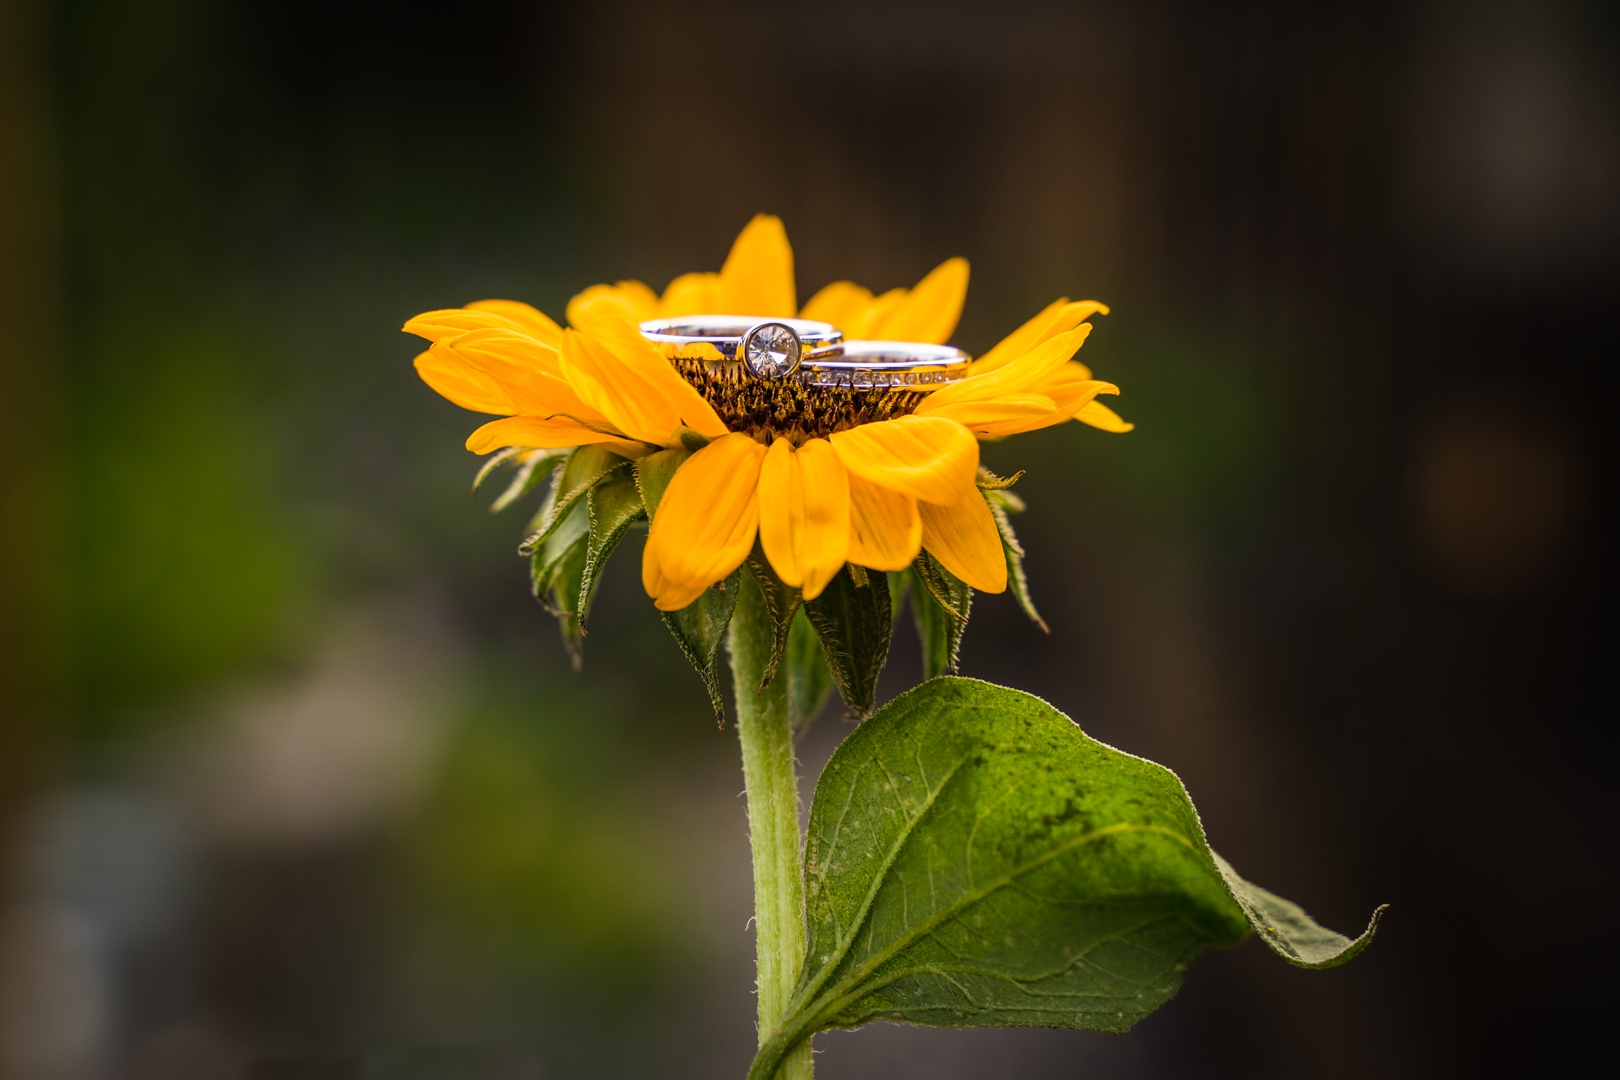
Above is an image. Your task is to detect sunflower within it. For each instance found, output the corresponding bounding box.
[405,215,1130,614]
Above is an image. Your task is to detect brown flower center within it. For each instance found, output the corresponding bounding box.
[672,358,925,441]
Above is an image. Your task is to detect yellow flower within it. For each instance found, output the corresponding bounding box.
[406,216,1130,610]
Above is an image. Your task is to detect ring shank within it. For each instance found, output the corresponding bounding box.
[799,341,970,390]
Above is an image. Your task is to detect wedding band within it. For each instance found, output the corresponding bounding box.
[639,315,843,378]
[797,341,971,390]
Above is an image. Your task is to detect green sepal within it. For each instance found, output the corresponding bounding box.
[529,498,591,669]
[983,487,1046,633]
[886,569,910,624]
[786,606,834,734]
[910,554,972,679]
[519,446,628,555]
[632,447,691,519]
[905,567,954,681]
[744,546,803,692]
[660,570,743,726]
[471,446,528,496]
[491,449,568,514]
[802,564,893,719]
[745,678,1383,1080]
[577,472,646,625]
[630,446,741,722]
[975,467,1025,491]
[675,426,711,452]
[912,550,971,623]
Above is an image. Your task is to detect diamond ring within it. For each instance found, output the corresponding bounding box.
[797,341,971,390]
[639,315,843,378]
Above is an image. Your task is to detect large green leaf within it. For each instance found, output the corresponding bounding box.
[747,678,1382,1078]
[802,565,893,719]
[909,556,971,680]
[661,571,743,726]
[520,446,628,554]
[785,606,833,733]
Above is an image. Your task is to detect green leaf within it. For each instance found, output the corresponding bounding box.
[786,607,834,733]
[491,450,568,514]
[910,555,972,679]
[802,564,893,719]
[529,499,591,669]
[1213,852,1385,969]
[983,489,1046,633]
[577,473,646,625]
[745,547,803,692]
[660,570,743,726]
[746,679,1381,1079]
[519,446,628,555]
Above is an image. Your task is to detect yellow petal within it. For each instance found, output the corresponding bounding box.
[921,394,1057,431]
[558,326,729,446]
[719,214,796,317]
[758,438,850,600]
[592,321,729,437]
[920,491,1006,593]
[465,300,564,346]
[828,415,978,506]
[660,272,724,317]
[642,433,766,610]
[968,382,1118,438]
[972,299,1109,375]
[799,280,874,326]
[465,415,643,456]
[847,474,921,571]
[403,307,532,343]
[1039,361,1103,396]
[916,323,1091,413]
[868,257,969,344]
[566,281,660,329]
[433,331,602,422]
[413,349,515,415]
[850,287,907,337]
[1077,398,1135,433]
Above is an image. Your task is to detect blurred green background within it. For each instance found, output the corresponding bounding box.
[1,1,1614,1077]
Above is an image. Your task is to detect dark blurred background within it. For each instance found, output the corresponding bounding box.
[2,1,1615,1077]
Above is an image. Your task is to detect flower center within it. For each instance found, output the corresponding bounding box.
[672,358,925,441]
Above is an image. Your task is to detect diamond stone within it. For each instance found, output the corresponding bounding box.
[742,323,801,379]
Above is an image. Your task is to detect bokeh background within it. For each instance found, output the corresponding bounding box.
[2,1,1615,1077]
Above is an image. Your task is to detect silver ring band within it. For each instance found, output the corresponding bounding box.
[639,315,843,372]
[797,341,970,390]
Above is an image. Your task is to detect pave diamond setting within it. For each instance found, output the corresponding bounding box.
[741,322,803,379]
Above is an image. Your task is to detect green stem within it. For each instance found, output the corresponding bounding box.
[728,572,814,1080]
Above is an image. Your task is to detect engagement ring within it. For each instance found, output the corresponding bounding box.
[639,315,843,378]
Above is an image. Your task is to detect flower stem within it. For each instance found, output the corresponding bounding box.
[729,572,813,1080]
